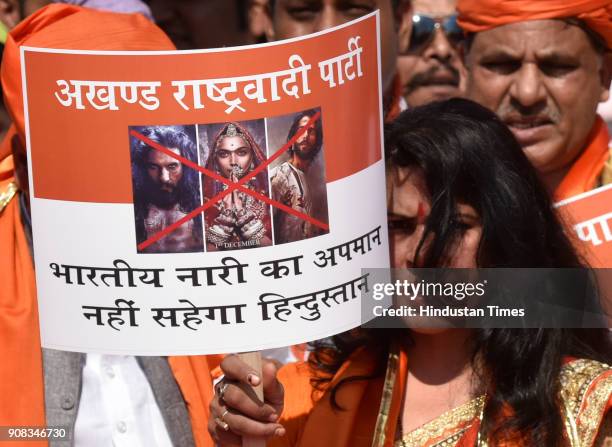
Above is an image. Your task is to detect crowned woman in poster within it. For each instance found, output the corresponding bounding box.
[202,121,273,251]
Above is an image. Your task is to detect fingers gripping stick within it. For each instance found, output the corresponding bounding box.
[238,352,265,447]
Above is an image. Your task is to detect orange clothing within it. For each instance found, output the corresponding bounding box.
[457,0,612,49]
[384,76,404,123]
[0,132,43,443]
[272,346,611,447]
[273,346,401,447]
[555,117,611,201]
[0,5,216,446]
[455,0,612,201]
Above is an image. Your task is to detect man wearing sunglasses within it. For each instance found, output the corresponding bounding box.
[397,0,466,107]
[459,0,612,200]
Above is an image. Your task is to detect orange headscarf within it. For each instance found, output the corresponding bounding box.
[457,0,612,50]
[456,0,612,202]
[0,5,217,446]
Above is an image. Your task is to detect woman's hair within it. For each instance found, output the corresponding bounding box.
[387,98,580,269]
[310,98,611,445]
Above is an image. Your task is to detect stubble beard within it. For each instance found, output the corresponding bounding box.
[293,141,319,161]
[145,180,180,209]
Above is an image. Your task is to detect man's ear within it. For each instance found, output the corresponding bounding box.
[0,0,20,29]
[599,52,612,103]
[395,0,412,54]
[248,0,274,42]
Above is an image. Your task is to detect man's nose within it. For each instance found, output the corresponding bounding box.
[312,7,345,32]
[510,64,546,109]
[424,28,453,62]
[160,167,170,183]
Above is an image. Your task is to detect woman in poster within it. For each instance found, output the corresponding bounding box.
[208,100,612,447]
[204,122,272,251]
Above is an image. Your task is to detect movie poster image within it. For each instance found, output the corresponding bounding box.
[198,119,273,251]
[267,107,329,244]
[128,125,205,254]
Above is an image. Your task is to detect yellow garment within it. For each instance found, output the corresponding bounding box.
[271,345,612,447]
[0,21,7,44]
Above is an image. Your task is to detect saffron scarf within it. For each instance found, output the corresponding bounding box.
[0,5,218,445]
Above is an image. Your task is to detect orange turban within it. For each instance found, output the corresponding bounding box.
[457,0,612,49]
[0,5,216,446]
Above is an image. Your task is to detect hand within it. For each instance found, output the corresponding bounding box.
[215,208,237,229]
[233,189,243,212]
[231,172,244,211]
[222,193,233,212]
[208,354,286,446]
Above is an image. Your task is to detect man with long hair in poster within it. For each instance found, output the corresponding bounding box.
[271,108,328,244]
[131,126,204,253]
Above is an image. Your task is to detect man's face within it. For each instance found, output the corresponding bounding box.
[0,0,51,28]
[294,115,319,159]
[145,148,183,205]
[397,0,465,107]
[267,0,411,93]
[23,0,47,16]
[466,20,610,175]
[215,135,254,179]
[147,0,250,49]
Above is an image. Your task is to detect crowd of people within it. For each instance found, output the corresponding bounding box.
[0,0,611,446]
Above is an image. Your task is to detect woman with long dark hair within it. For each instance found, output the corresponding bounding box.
[209,99,612,446]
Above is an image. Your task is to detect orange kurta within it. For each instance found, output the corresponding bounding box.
[272,346,403,447]
[272,346,611,447]
[555,117,611,201]
[0,5,216,446]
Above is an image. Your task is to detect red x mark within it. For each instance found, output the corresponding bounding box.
[131,111,329,251]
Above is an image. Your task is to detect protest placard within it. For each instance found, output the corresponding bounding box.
[21,12,389,354]
[556,184,612,268]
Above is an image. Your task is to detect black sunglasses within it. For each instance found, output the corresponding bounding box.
[408,14,465,52]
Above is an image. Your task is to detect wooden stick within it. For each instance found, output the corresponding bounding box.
[238,351,265,447]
